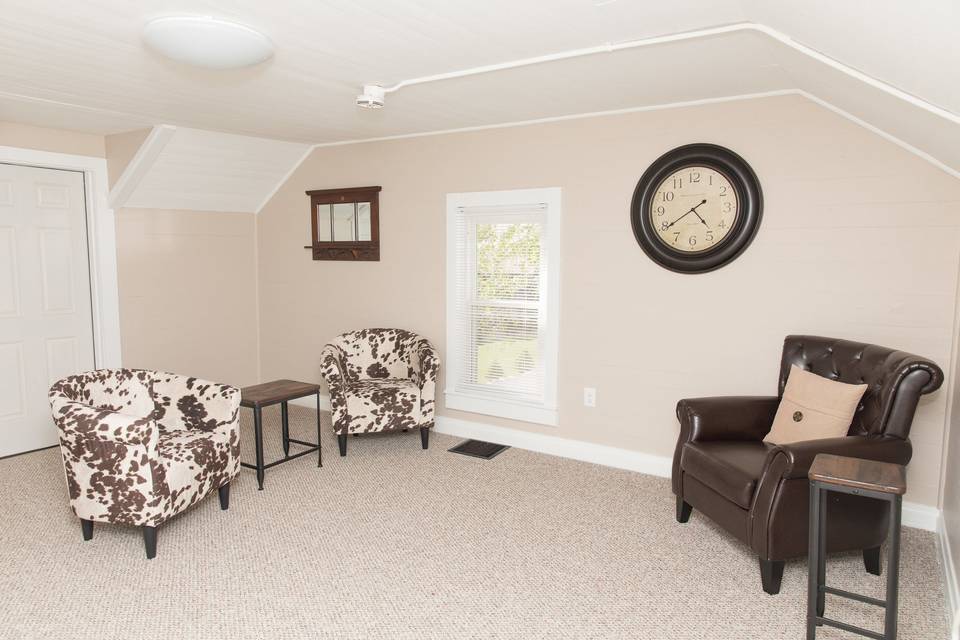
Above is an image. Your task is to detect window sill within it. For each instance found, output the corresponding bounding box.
[444,391,558,426]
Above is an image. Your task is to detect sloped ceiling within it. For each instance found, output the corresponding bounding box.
[111,126,310,213]
[1,0,957,185]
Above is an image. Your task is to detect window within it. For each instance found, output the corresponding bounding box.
[445,188,561,425]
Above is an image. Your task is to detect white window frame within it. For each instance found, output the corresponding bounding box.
[445,187,561,426]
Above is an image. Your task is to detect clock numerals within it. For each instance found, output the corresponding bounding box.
[649,165,739,254]
[631,144,762,273]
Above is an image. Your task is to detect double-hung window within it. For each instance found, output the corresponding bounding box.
[445,188,561,425]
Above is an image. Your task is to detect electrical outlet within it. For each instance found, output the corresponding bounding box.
[583,387,596,407]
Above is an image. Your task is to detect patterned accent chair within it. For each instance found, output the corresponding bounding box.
[320,328,439,457]
[48,369,241,559]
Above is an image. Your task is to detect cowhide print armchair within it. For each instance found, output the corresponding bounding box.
[48,369,241,559]
[320,328,439,457]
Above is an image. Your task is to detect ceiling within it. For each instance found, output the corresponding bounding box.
[0,0,957,176]
[116,126,310,213]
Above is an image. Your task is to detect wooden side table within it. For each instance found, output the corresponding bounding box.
[240,379,323,490]
[807,454,906,640]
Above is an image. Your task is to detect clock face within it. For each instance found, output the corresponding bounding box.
[648,165,739,253]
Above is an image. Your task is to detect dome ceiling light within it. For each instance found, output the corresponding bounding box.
[143,16,274,70]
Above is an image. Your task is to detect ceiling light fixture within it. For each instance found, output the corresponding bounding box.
[143,16,274,70]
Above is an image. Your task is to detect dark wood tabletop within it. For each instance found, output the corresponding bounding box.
[240,379,321,408]
[808,454,907,496]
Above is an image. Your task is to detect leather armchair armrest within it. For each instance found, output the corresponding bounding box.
[676,396,780,444]
[766,436,913,480]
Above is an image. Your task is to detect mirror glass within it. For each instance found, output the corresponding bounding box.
[316,204,332,241]
[357,202,372,241]
[332,203,356,241]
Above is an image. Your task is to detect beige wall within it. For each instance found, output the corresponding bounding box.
[0,121,104,157]
[257,94,960,506]
[115,208,259,388]
[105,128,150,188]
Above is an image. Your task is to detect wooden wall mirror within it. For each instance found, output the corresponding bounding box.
[305,186,381,261]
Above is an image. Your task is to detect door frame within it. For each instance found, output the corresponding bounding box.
[0,145,121,369]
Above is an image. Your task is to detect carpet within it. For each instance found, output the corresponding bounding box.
[0,405,948,639]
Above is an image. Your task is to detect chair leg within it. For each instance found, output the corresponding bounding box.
[218,483,230,511]
[420,427,429,450]
[759,558,785,594]
[863,546,882,576]
[676,497,692,523]
[338,433,347,457]
[143,526,157,560]
[80,519,93,541]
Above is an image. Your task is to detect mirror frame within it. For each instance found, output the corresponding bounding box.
[305,185,381,261]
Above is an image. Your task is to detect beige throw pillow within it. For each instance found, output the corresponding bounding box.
[764,365,867,445]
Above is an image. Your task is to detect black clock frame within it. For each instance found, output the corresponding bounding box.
[630,143,763,274]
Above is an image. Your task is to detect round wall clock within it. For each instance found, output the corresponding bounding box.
[630,143,762,274]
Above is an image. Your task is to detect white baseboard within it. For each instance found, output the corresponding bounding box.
[294,393,937,531]
[939,513,960,621]
[903,502,940,532]
[434,415,673,477]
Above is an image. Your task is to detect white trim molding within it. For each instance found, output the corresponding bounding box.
[445,187,562,426]
[435,414,672,477]
[940,513,960,621]
[0,145,122,369]
[107,124,175,209]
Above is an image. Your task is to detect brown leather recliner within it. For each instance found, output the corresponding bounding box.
[672,335,943,594]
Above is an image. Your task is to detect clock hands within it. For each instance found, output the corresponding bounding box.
[666,199,708,229]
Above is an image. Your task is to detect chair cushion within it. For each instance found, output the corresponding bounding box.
[681,441,775,509]
[158,427,237,516]
[344,378,421,433]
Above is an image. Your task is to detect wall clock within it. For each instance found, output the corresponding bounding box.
[630,143,762,273]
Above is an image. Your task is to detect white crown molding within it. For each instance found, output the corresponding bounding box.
[310,87,960,181]
[291,394,938,530]
[311,90,798,148]
[796,91,960,181]
[377,21,958,130]
[107,124,175,209]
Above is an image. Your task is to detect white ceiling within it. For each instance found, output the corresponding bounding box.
[0,0,957,176]
[117,126,310,213]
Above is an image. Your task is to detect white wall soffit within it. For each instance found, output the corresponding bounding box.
[114,126,311,213]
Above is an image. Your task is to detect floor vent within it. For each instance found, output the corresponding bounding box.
[448,439,509,460]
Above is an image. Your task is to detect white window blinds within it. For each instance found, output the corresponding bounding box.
[446,189,561,425]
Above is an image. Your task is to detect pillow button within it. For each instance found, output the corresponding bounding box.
[793,411,804,422]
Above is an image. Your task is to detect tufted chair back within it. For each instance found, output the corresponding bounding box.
[778,335,943,439]
[327,328,425,382]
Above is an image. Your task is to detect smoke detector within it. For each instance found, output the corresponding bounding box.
[356,84,385,109]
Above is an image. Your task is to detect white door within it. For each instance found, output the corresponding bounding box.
[0,164,95,457]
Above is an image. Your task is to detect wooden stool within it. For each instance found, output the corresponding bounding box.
[807,454,906,640]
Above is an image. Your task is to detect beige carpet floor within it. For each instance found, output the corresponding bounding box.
[0,405,949,639]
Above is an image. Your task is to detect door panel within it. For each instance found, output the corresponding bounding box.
[0,342,25,418]
[0,164,95,457]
